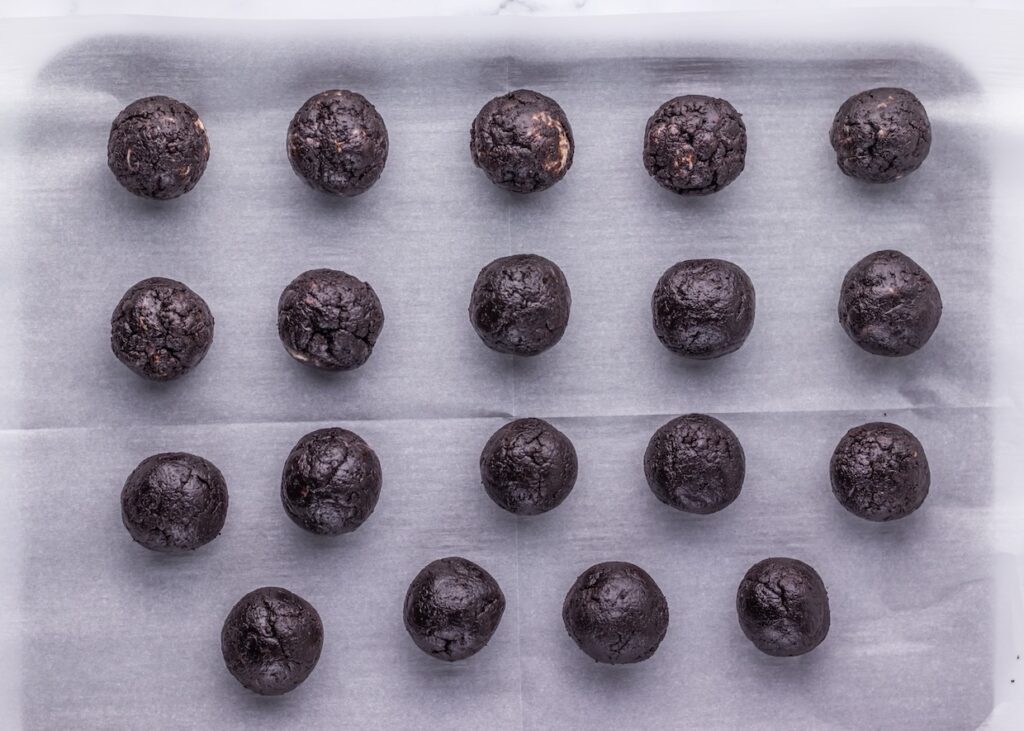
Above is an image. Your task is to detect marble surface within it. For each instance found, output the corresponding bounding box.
[1,0,1016,19]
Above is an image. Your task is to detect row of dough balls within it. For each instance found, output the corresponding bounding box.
[106,87,931,200]
[109,250,943,381]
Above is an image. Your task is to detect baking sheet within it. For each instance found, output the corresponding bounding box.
[1,10,1023,730]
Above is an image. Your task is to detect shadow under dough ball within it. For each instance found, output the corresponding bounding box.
[110,277,214,381]
[830,87,931,183]
[469,254,571,356]
[221,586,324,695]
[643,95,746,195]
[281,427,382,535]
[287,89,388,196]
[644,414,745,514]
[838,249,942,357]
[278,268,385,370]
[120,452,228,553]
[736,557,830,657]
[830,421,930,522]
[480,417,578,515]
[107,95,209,200]
[403,557,506,662]
[652,259,755,359]
[470,89,574,193]
[562,561,669,665]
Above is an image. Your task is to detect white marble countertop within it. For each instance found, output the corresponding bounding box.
[1,0,1017,19]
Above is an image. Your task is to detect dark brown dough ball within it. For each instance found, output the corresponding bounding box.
[830,422,930,522]
[110,277,215,381]
[470,89,574,193]
[480,418,578,516]
[281,427,382,536]
[221,586,324,695]
[829,88,931,183]
[277,268,385,371]
[736,557,830,657]
[287,90,388,197]
[644,414,745,514]
[562,561,669,665]
[652,259,755,359]
[469,254,571,356]
[643,95,746,196]
[107,96,210,200]
[120,452,228,553]
[838,250,942,357]
[403,557,506,662]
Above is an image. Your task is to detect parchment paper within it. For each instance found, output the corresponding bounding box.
[1,10,1022,730]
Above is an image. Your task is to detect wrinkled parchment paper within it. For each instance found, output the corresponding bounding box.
[2,10,1024,729]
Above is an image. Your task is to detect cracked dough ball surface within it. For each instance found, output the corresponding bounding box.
[110,276,215,381]
[830,421,930,522]
[830,87,931,183]
[280,427,382,536]
[468,254,571,356]
[107,95,210,200]
[277,268,385,370]
[221,586,324,695]
[643,95,746,195]
[562,561,669,665]
[480,417,578,515]
[736,557,830,657]
[644,413,745,514]
[470,89,574,193]
[287,89,389,196]
[403,557,506,662]
[120,452,228,553]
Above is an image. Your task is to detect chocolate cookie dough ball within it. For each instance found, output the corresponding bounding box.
[830,422,930,522]
[480,418,578,516]
[829,88,931,183]
[652,259,755,359]
[277,268,385,371]
[120,452,228,553]
[736,557,830,657]
[562,562,669,665]
[470,89,573,194]
[469,254,571,356]
[281,427,382,536]
[287,90,388,197]
[107,95,210,200]
[644,414,745,514]
[838,250,942,357]
[643,95,746,196]
[110,277,215,381]
[221,586,324,695]
[403,557,506,662]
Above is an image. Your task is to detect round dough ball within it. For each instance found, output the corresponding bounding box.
[403,556,506,662]
[829,87,931,183]
[838,249,942,357]
[736,557,830,657]
[644,414,745,514]
[221,586,324,695]
[120,452,228,553]
[830,421,930,522]
[652,259,755,359]
[470,89,574,193]
[277,268,385,371]
[480,417,578,516]
[107,95,210,200]
[643,95,746,196]
[110,276,215,381]
[287,90,388,197]
[468,254,571,356]
[281,427,382,535]
[562,561,669,664]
